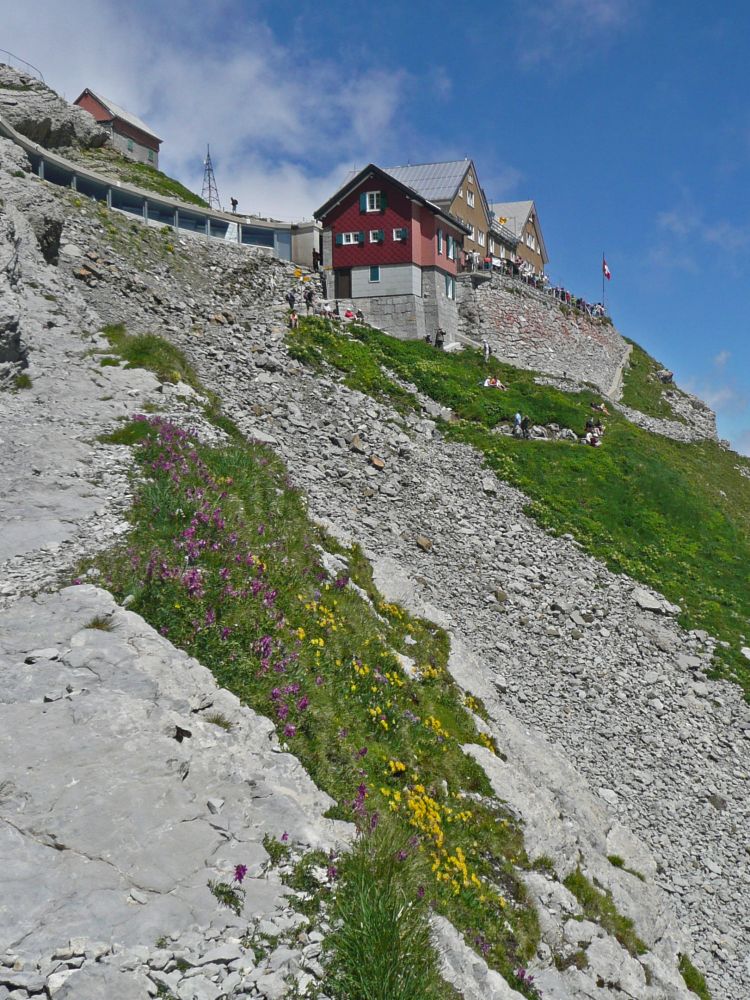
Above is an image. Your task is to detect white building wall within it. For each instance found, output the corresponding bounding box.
[351,263,421,298]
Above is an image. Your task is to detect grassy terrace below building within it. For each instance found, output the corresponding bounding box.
[287,317,750,697]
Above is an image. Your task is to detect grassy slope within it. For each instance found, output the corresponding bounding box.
[621,338,688,421]
[70,146,208,207]
[91,406,541,997]
[287,318,750,697]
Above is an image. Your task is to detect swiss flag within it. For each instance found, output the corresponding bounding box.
[603,258,612,280]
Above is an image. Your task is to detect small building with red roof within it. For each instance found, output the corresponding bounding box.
[74,89,162,169]
[315,163,470,342]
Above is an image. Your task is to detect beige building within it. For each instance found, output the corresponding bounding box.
[385,158,491,263]
[489,200,548,275]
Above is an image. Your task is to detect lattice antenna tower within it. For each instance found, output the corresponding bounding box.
[201,144,222,210]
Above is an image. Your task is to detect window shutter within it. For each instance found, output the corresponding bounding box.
[445,274,450,296]
[380,192,388,212]
[359,193,367,212]
[376,229,384,242]
[335,233,343,246]
[357,231,365,244]
[401,227,408,240]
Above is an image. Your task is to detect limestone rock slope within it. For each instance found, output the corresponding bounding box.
[0,80,748,1000]
[0,64,108,150]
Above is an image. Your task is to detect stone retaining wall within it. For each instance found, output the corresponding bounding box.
[458,274,631,397]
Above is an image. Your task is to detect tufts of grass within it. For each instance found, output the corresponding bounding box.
[563,868,647,957]
[84,614,113,631]
[262,833,291,866]
[607,855,646,881]
[98,418,155,447]
[13,372,32,390]
[101,324,204,392]
[621,339,687,422]
[85,416,540,990]
[100,356,121,367]
[325,818,460,1000]
[204,711,233,731]
[288,317,750,697]
[679,954,712,999]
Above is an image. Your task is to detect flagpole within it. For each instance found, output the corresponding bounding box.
[602,251,605,312]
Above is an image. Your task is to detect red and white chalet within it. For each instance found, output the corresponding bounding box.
[315,164,469,341]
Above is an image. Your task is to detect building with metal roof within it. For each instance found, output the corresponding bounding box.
[385,158,493,263]
[74,89,162,169]
[489,200,549,274]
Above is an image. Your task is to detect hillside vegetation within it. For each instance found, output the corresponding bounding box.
[67,145,208,206]
[90,354,545,996]
[287,318,750,697]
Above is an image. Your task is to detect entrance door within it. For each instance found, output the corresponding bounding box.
[335,268,352,298]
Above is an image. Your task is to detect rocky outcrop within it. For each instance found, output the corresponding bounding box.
[0,64,108,150]
[458,274,631,397]
[0,586,348,997]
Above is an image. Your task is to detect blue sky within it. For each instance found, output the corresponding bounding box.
[6,0,750,452]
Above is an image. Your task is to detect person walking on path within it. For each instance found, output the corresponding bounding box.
[285,289,296,311]
[303,287,314,314]
[521,415,531,439]
[514,411,522,436]
[482,339,491,363]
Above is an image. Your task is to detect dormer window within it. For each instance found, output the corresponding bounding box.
[359,190,387,213]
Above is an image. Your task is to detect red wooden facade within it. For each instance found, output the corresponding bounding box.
[317,166,466,275]
[75,91,161,153]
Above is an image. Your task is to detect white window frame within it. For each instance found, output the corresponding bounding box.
[445,275,456,300]
[466,190,475,208]
[488,237,495,254]
[366,191,382,212]
[341,232,359,245]
[393,227,407,241]
[477,229,485,246]
[467,173,474,185]
[458,187,463,198]
[369,265,381,283]
[447,235,456,261]
[369,229,382,243]
[437,228,443,254]
[467,224,475,240]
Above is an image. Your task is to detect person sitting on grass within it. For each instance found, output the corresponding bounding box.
[591,401,610,415]
[288,309,299,329]
[483,376,507,390]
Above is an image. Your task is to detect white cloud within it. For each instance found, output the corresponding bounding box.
[714,350,731,368]
[1,1,410,219]
[515,0,636,68]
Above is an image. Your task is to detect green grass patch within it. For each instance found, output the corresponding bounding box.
[288,318,750,696]
[98,418,155,447]
[75,147,207,207]
[85,416,540,992]
[679,953,712,999]
[13,372,32,390]
[101,324,203,391]
[325,818,460,1000]
[621,339,687,422]
[563,868,647,957]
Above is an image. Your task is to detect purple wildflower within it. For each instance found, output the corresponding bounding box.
[234,864,248,884]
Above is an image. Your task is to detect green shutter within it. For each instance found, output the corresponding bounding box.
[380,192,388,212]
[401,227,408,240]
[376,229,384,242]
[359,193,367,212]
[335,233,343,246]
[357,231,365,244]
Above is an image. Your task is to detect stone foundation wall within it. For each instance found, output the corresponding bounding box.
[458,274,630,396]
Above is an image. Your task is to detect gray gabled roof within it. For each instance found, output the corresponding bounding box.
[79,89,162,143]
[490,199,548,263]
[384,159,471,204]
